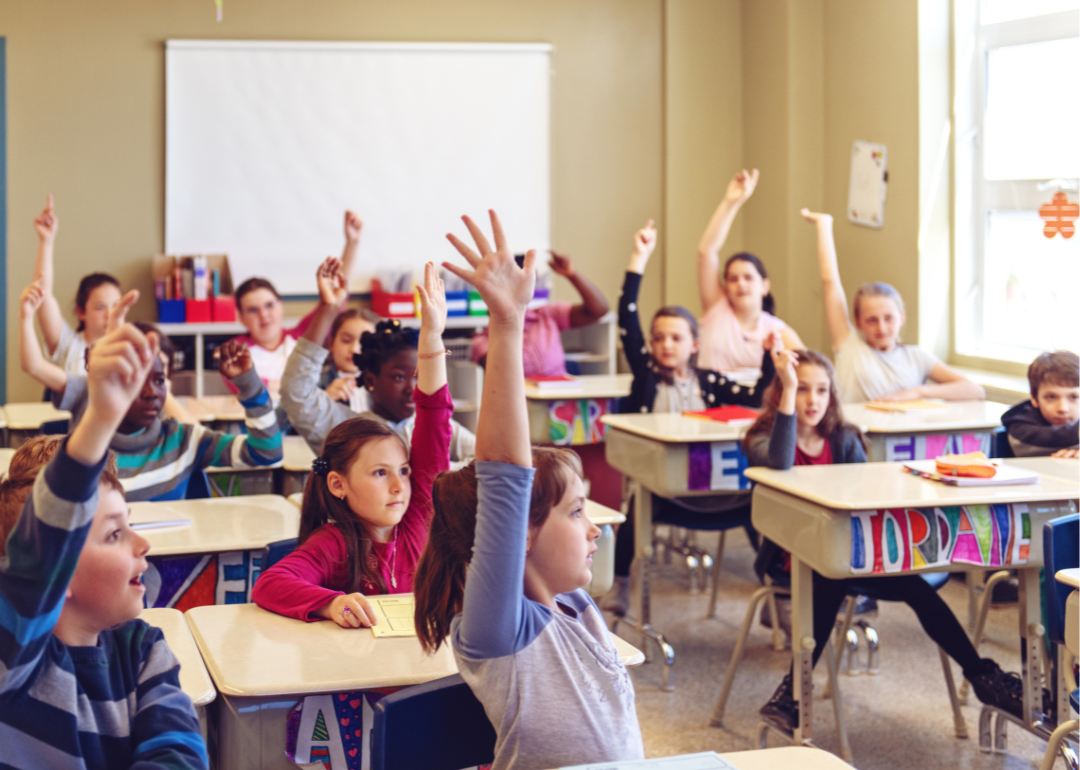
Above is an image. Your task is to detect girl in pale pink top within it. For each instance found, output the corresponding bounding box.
[696,169,804,371]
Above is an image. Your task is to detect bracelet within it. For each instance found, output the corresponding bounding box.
[417,349,449,359]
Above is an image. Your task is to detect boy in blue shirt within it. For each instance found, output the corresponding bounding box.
[1002,350,1079,457]
[0,324,207,769]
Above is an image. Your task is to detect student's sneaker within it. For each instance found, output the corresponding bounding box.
[966,658,1053,719]
[851,594,878,616]
[990,577,1019,607]
[759,673,798,734]
[599,576,630,616]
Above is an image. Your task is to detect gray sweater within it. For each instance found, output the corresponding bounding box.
[745,411,867,469]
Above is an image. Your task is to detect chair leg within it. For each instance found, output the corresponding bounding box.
[823,638,854,764]
[706,531,727,619]
[938,646,969,739]
[1039,720,1079,770]
[764,578,787,651]
[857,619,880,674]
[711,586,777,727]
[959,569,1012,703]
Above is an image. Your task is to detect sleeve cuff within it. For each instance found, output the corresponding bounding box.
[413,383,453,409]
[475,461,536,484]
[229,367,265,401]
[47,436,109,503]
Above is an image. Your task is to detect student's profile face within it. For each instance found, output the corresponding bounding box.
[331,317,373,374]
[328,436,412,534]
[526,473,599,595]
[724,260,769,311]
[238,288,284,348]
[364,349,418,422]
[120,356,167,433]
[1033,383,1080,427]
[649,316,698,372]
[64,486,150,632]
[795,363,831,429]
[77,284,123,342]
[855,296,904,352]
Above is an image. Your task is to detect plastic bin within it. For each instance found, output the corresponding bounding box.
[371,279,418,318]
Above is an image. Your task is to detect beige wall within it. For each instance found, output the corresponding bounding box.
[3,0,663,401]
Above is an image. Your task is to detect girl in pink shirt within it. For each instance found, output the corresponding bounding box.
[253,260,452,627]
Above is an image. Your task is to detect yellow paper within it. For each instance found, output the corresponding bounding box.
[369,594,417,638]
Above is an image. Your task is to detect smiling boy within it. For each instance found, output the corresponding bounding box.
[0,325,206,769]
[1002,350,1079,458]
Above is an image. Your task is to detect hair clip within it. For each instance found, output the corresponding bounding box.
[312,457,331,476]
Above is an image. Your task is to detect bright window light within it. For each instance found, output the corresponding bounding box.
[981,0,1080,25]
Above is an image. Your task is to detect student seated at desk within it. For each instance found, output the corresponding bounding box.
[414,211,643,770]
[601,220,775,614]
[469,249,610,377]
[0,326,206,769]
[803,209,984,403]
[750,347,1043,733]
[318,308,376,413]
[254,261,451,625]
[1002,350,1079,458]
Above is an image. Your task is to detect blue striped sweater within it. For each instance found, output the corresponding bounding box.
[0,440,207,769]
[55,368,282,501]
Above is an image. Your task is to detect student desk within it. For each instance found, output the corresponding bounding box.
[278,434,316,497]
[188,602,643,770]
[843,400,1009,462]
[134,495,300,609]
[2,402,70,447]
[1006,456,1079,484]
[140,608,216,739]
[0,448,15,479]
[600,412,751,690]
[744,462,1079,748]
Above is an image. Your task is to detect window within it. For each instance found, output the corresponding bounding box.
[954,1,1079,364]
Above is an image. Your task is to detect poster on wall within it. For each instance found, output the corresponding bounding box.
[848,140,888,228]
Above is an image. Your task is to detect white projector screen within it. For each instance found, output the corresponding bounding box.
[166,40,551,295]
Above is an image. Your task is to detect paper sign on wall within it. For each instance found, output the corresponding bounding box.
[848,140,888,228]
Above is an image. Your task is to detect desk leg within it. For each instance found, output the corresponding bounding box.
[195,333,205,400]
[1018,567,1044,726]
[791,555,815,745]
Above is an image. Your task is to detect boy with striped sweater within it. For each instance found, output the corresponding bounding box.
[0,324,206,769]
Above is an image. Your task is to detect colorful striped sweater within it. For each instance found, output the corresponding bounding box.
[0,440,207,770]
[55,369,282,501]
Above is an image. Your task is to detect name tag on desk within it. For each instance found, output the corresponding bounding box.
[688,441,749,491]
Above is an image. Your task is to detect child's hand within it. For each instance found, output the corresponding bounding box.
[877,387,923,402]
[316,257,349,307]
[317,592,377,628]
[800,208,833,226]
[33,194,58,243]
[725,169,759,204]
[85,324,159,426]
[444,210,535,324]
[634,219,658,259]
[105,289,141,333]
[344,210,363,245]
[20,280,45,320]
[325,377,358,404]
[416,261,448,338]
[763,330,782,352]
[1052,448,1079,458]
[773,348,799,391]
[548,251,576,279]
[214,340,253,379]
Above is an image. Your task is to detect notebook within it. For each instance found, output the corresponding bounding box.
[128,504,192,531]
[864,399,959,413]
[369,594,417,638]
[902,460,1039,487]
[682,405,760,425]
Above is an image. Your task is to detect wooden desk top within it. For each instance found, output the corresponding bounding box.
[282,435,317,472]
[745,462,1080,511]
[2,402,69,430]
[1006,456,1079,485]
[1057,568,1080,589]
[131,495,299,556]
[525,374,632,401]
[140,608,216,707]
[600,413,749,443]
[843,400,1007,434]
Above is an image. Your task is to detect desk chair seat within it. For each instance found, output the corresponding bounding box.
[370,674,495,770]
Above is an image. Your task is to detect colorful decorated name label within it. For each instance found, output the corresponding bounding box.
[884,432,991,463]
[688,441,749,491]
[547,398,614,445]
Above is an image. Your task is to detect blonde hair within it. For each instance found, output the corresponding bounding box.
[853,282,905,322]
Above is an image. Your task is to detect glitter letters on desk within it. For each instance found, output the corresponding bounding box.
[548,398,614,445]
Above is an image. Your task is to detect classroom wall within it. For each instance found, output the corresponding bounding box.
[2,0,663,401]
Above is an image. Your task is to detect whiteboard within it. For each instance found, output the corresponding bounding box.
[166,40,552,295]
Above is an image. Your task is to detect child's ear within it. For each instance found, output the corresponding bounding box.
[1030,394,1040,409]
[326,471,345,499]
[363,371,376,392]
[761,277,771,296]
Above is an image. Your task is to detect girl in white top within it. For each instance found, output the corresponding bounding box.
[697,169,804,371]
[804,208,984,403]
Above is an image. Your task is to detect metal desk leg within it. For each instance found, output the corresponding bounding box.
[792,556,815,745]
[1018,567,1045,727]
[613,482,675,691]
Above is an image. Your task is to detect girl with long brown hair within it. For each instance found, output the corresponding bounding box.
[252,259,451,627]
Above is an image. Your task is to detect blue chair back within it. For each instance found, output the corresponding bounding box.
[185,469,213,499]
[1043,513,1079,646]
[370,674,495,770]
[38,419,70,436]
[993,429,1015,459]
[260,538,299,573]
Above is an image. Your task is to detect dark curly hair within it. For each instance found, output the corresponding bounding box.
[353,319,419,376]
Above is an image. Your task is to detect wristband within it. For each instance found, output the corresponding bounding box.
[417,349,449,359]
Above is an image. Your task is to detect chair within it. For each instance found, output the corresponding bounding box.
[370,674,496,770]
[185,468,213,499]
[38,419,70,436]
[259,538,299,575]
[1038,514,1079,770]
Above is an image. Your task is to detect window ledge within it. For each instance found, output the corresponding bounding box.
[953,366,1028,406]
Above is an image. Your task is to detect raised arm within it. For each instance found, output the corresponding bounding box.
[548,251,610,328]
[19,281,67,393]
[31,195,66,354]
[340,210,363,285]
[621,220,658,377]
[801,209,851,350]
[416,262,449,395]
[698,169,758,312]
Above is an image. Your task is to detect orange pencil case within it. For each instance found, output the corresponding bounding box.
[935,451,997,478]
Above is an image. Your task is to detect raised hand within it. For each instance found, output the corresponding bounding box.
[325,377,358,404]
[317,592,377,628]
[106,289,141,333]
[800,208,833,226]
[33,194,58,243]
[725,169,760,205]
[316,257,349,308]
[772,348,800,391]
[548,250,576,278]
[416,261,448,338]
[85,325,160,427]
[627,219,658,274]
[444,210,535,324]
[214,340,253,379]
[344,210,363,245]
[20,280,45,320]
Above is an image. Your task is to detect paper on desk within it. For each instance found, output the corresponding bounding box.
[562,752,741,770]
[902,460,1039,486]
[369,594,417,638]
[128,503,192,531]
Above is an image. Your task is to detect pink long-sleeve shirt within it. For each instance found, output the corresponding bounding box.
[252,383,453,620]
